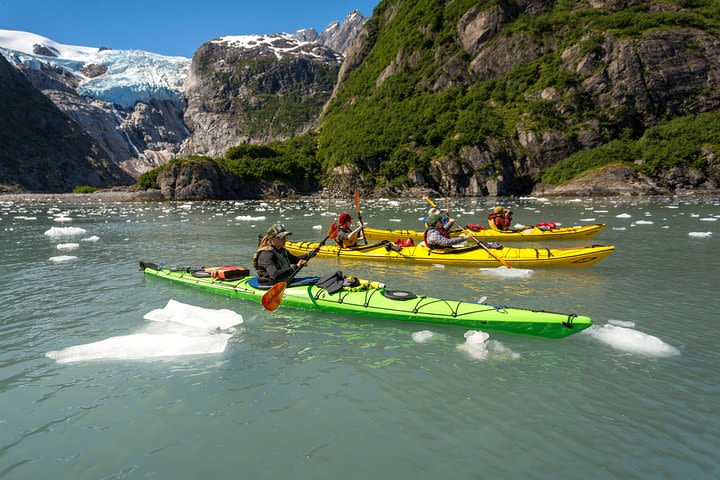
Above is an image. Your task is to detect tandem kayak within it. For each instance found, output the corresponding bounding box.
[363,224,606,242]
[285,241,614,268]
[140,261,592,338]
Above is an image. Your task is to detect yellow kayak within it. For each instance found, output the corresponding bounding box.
[285,241,614,268]
[363,224,606,242]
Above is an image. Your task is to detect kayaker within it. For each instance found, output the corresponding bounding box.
[488,205,513,231]
[335,213,364,248]
[254,223,311,284]
[423,212,472,248]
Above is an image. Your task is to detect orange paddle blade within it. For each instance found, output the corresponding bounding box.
[354,191,360,213]
[261,282,287,312]
[327,221,339,240]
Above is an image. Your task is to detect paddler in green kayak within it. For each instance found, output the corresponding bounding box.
[253,223,311,285]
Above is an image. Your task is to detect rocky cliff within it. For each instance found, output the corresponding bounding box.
[0,55,133,192]
[180,35,342,157]
[319,0,720,196]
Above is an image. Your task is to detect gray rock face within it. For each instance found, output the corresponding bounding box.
[0,55,132,192]
[32,43,59,57]
[319,10,367,55]
[181,35,341,157]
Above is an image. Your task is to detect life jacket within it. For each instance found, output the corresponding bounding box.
[423,226,451,248]
[253,245,292,278]
[393,237,414,247]
[334,225,358,248]
[488,212,512,231]
[466,223,486,232]
[536,222,557,230]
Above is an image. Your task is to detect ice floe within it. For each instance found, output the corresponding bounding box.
[456,330,520,360]
[44,226,87,237]
[478,266,533,277]
[688,232,712,238]
[411,330,434,343]
[56,243,79,250]
[49,255,77,263]
[235,215,266,221]
[81,236,100,242]
[616,213,632,218]
[46,299,243,363]
[582,324,679,357]
[635,220,654,225]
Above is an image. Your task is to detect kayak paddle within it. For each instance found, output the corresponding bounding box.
[353,191,368,245]
[423,196,512,269]
[261,221,339,312]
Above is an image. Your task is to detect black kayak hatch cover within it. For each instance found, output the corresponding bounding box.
[382,290,417,300]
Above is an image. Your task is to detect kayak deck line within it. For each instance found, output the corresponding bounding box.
[140,261,593,339]
[362,224,607,242]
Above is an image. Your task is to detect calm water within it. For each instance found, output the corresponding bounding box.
[0,196,718,479]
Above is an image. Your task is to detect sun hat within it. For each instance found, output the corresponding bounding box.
[266,223,291,239]
[426,213,443,226]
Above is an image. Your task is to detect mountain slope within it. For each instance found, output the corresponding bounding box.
[317,0,720,195]
[0,55,133,192]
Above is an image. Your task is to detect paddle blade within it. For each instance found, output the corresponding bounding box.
[354,191,361,213]
[327,221,339,240]
[261,282,287,312]
[423,196,436,208]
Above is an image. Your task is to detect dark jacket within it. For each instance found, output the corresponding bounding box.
[255,246,309,284]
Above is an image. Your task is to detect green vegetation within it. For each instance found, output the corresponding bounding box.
[542,112,720,184]
[72,185,100,193]
[135,134,321,188]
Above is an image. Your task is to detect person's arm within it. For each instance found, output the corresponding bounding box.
[257,251,296,282]
[426,229,466,247]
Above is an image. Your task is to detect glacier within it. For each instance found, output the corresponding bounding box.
[0,29,190,109]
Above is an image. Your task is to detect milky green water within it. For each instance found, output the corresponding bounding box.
[0,196,718,479]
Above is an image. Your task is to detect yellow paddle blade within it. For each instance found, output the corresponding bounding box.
[261,282,287,312]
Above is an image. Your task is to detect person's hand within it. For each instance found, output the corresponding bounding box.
[297,259,308,267]
[463,233,474,240]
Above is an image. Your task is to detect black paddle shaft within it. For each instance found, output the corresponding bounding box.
[285,233,332,284]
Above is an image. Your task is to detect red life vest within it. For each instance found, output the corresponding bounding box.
[488,212,512,229]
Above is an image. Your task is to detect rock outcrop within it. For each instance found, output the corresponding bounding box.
[181,35,342,157]
[0,55,132,192]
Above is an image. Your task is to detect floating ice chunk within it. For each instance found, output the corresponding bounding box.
[478,266,533,277]
[477,296,487,304]
[412,330,434,343]
[56,243,79,250]
[582,324,679,357]
[456,330,520,360]
[49,255,77,263]
[46,300,243,364]
[688,232,712,238]
[608,319,636,328]
[53,216,72,222]
[612,227,626,231]
[432,264,445,269]
[44,226,87,238]
[14,216,37,220]
[594,210,608,213]
[144,299,243,330]
[699,217,717,221]
[235,215,266,221]
[580,218,596,222]
[389,218,401,222]
[635,220,654,225]
[387,201,400,206]
[616,213,632,218]
[312,225,323,230]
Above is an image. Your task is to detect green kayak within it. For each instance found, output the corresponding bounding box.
[140,261,592,339]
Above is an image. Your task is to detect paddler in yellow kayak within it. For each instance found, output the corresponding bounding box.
[335,213,365,248]
[423,212,472,248]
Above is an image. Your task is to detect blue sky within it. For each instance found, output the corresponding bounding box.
[1,0,379,57]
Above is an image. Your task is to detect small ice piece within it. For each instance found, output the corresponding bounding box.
[387,201,400,206]
[612,227,626,231]
[49,255,77,263]
[44,226,87,238]
[616,213,632,218]
[608,319,636,328]
[699,217,717,221]
[580,218,596,222]
[411,330,434,343]
[389,218,401,222]
[478,267,533,277]
[688,232,712,238]
[456,330,490,359]
[477,296,487,304]
[56,243,79,250]
[635,220,654,225]
[312,225,322,230]
[433,264,445,269]
[53,216,72,222]
[235,215,266,221]
[582,324,679,357]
